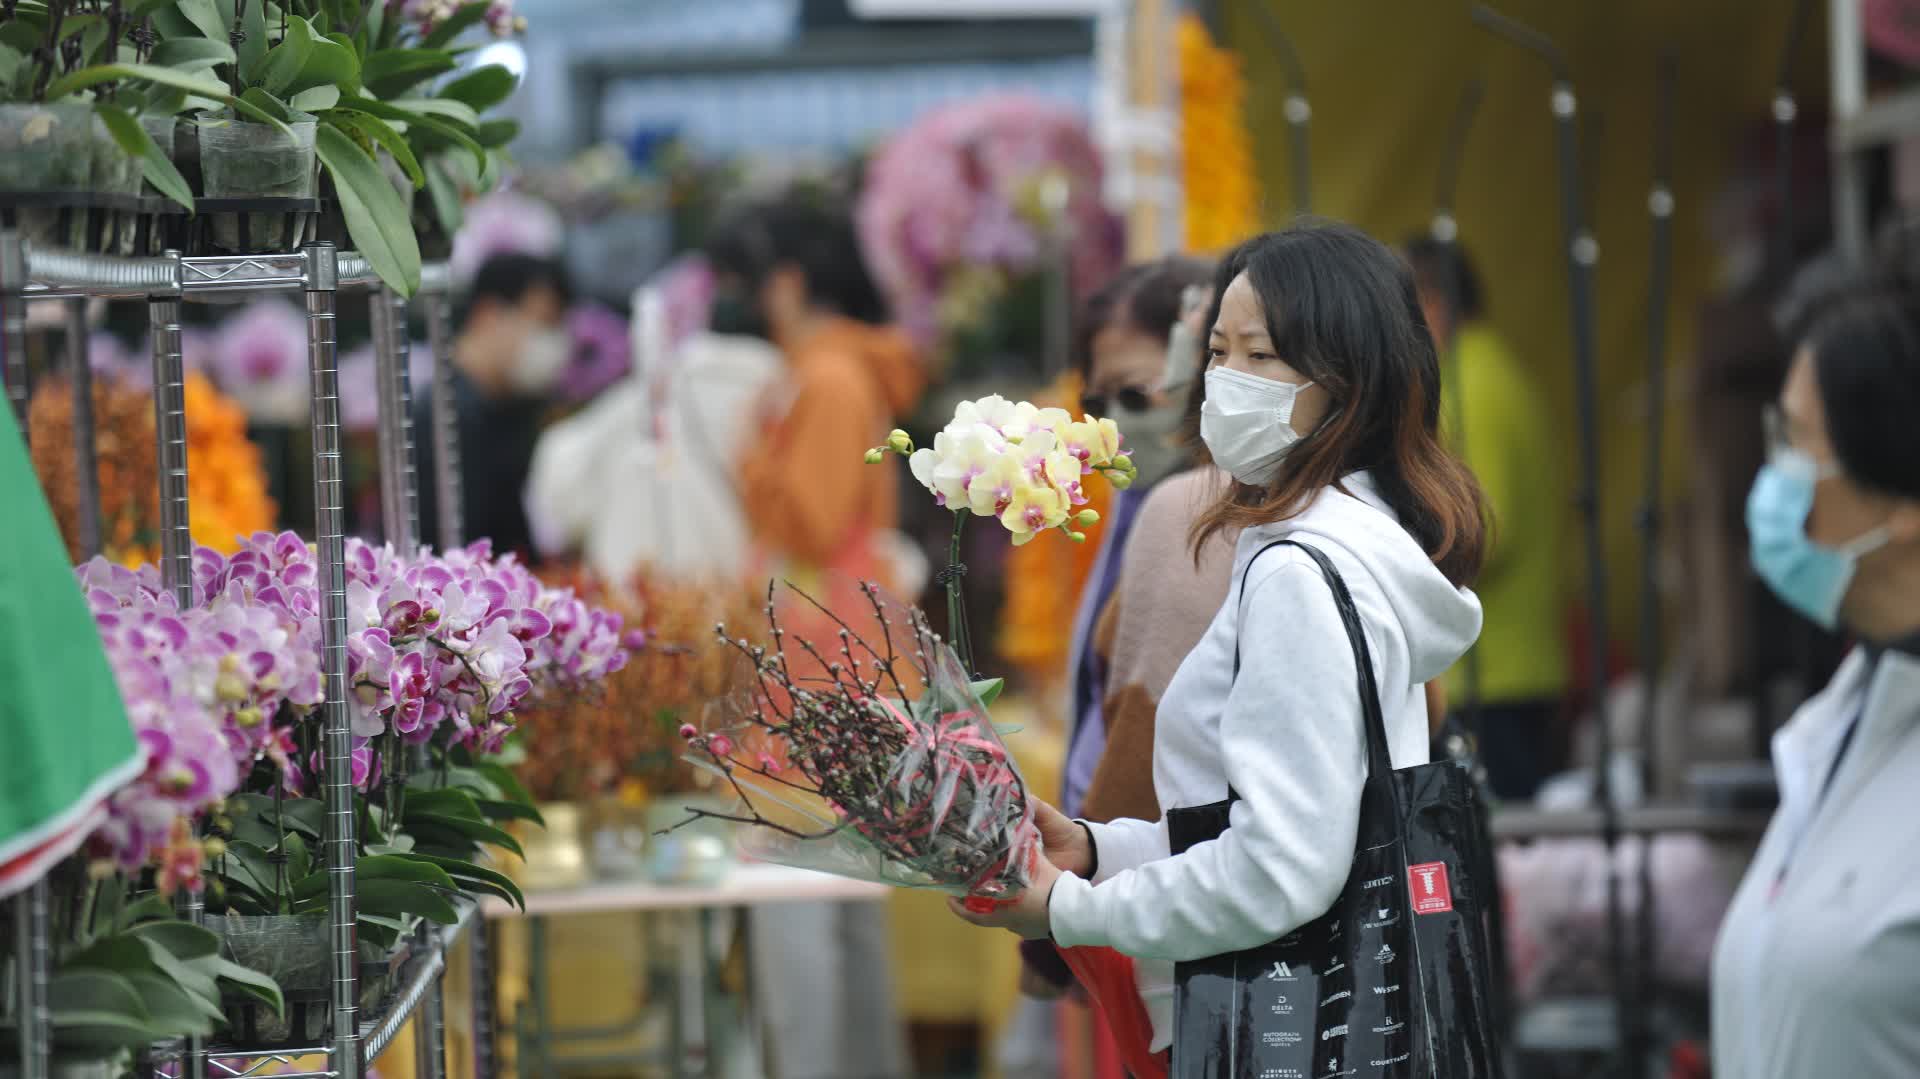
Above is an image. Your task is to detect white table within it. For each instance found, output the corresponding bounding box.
[481,862,889,919]
[483,864,888,1078]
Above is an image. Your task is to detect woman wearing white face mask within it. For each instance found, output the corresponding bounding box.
[955,222,1488,1068]
[1711,290,1920,1079]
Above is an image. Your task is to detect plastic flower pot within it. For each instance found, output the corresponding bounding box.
[0,102,93,247]
[86,113,143,255]
[197,118,317,254]
[212,912,398,1050]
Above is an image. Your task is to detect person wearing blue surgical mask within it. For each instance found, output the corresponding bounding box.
[1713,290,1920,1079]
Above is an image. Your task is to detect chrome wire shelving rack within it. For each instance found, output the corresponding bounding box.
[2,234,492,1079]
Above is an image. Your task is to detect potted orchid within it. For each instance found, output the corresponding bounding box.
[65,529,631,1050]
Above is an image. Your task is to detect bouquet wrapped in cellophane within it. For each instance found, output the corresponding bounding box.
[671,580,1039,908]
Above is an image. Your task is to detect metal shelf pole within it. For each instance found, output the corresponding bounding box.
[66,298,102,557]
[2,232,26,429]
[424,291,463,553]
[302,243,360,1079]
[372,288,420,552]
[149,254,190,608]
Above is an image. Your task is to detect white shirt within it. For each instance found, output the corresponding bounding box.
[1711,646,1920,1078]
[1047,473,1482,1050]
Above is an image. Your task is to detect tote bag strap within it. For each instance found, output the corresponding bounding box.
[1233,539,1396,788]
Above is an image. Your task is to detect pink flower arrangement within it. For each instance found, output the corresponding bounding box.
[856,94,1124,352]
[77,533,631,889]
[558,302,631,403]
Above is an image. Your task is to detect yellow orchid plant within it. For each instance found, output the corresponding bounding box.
[868,395,1136,675]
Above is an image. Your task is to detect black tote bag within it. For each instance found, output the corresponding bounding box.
[1167,540,1503,1079]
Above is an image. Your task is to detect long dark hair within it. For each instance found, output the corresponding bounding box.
[1191,222,1487,586]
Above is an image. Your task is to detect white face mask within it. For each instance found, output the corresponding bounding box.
[1199,366,1315,486]
[509,326,572,394]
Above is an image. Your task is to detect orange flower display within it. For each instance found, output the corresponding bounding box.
[28,371,276,566]
[182,373,277,554]
[515,564,762,803]
[1179,14,1260,253]
[995,372,1111,686]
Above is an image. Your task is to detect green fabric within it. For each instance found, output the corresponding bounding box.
[1441,323,1570,706]
[0,399,141,885]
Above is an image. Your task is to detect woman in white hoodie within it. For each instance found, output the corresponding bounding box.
[954,222,1488,1063]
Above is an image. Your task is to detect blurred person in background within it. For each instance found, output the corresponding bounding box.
[704,196,927,597]
[700,195,921,1079]
[1020,259,1223,1011]
[1712,286,1920,1078]
[416,253,573,560]
[1406,236,1568,800]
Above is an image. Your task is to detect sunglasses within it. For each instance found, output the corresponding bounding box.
[1081,385,1154,418]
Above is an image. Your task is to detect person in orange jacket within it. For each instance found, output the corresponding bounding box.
[705,198,926,597]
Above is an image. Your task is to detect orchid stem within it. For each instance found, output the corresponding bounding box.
[943,512,975,679]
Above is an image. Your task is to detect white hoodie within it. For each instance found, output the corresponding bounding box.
[1047,472,1483,1051]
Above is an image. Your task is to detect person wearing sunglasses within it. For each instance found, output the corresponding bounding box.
[1711,285,1920,1079]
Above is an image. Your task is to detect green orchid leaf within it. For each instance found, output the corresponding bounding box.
[362,47,456,99]
[969,677,1005,708]
[67,935,159,977]
[220,840,281,901]
[0,23,38,54]
[44,64,291,133]
[475,798,543,826]
[47,1011,163,1052]
[420,2,489,49]
[291,852,456,905]
[135,937,220,1005]
[423,157,463,234]
[148,37,235,72]
[321,878,458,924]
[127,920,220,961]
[176,0,226,41]
[239,86,295,124]
[254,14,315,96]
[124,972,216,1039]
[328,108,424,188]
[95,103,194,212]
[290,84,342,113]
[285,30,359,96]
[211,957,285,1016]
[50,969,147,1021]
[314,122,421,296]
[408,815,524,859]
[115,895,176,932]
[477,760,535,805]
[438,63,516,112]
[390,95,479,127]
[403,852,526,910]
[405,786,486,821]
[475,117,518,148]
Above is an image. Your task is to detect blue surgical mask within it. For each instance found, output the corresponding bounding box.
[1746,447,1890,629]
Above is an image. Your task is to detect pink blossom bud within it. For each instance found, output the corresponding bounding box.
[678,724,698,740]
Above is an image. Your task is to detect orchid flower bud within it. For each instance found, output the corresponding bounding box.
[887,429,914,454]
[1074,509,1100,527]
[864,448,886,464]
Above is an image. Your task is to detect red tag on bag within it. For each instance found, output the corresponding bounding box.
[1407,861,1453,914]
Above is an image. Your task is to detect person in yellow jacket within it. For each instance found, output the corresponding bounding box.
[1407,236,1570,799]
